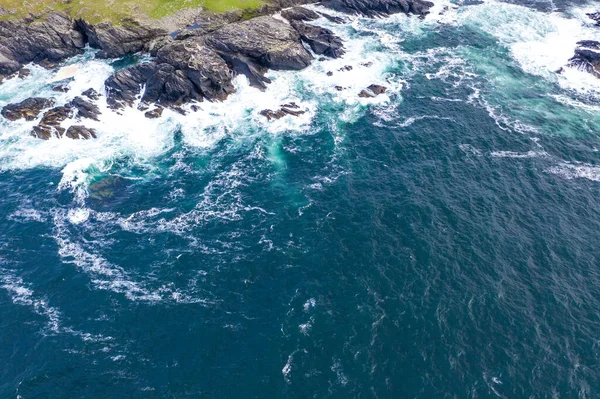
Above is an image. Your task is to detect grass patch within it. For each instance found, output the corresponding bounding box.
[0,0,265,24]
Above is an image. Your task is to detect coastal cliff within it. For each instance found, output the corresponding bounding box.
[0,0,433,139]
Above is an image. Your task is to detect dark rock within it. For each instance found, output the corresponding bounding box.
[82,88,100,100]
[320,0,433,17]
[318,11,347,23]
[18,68,30,79]
[568,47,600,78]
[65,125,97,139]
[281,6,321,21]
[0,12,85,77]
[339,65,353,71]
[577,40,600,50]
[144,107,163,119]
[368,84,387,94]
[290,21,345,58]
[260,105,306,120]
[155,38,235,101]
[587,11,600,26]
[31,105,73,139]
[359,84,387,97]
[207,16,313,70]
[76,18,166,59]
[327,71,333,76]
[191,104,200,112]
[105,62,157,108]
[361,61,373,67]
[335,85,344,90]
[70,96,101,120]
[281,102,300,109]
[53,83,70,92]
[1,97,55,121]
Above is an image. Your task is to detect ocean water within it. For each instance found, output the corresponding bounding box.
[2,0,600,397]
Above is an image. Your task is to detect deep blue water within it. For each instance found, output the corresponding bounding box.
[2,1,600,398]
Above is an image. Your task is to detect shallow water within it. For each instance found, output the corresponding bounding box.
[2,1,600,397]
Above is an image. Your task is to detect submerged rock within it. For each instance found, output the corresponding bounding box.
[144,107,164,119]
[587,11,600,26]
[290,21,345,58]
[1,97,55,121]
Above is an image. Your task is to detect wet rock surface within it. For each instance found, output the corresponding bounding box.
[568,41,600,78]
[1,97,55,121]
[320,0,434,17]
[65,125,97,139]
[0,12,85,77]
[358,84,387,97]
[290,21,345,58]
[260,102,306,120]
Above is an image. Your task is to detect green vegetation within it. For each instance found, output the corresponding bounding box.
[0,0,265,23]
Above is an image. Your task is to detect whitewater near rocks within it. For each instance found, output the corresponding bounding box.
[2,0,600,397]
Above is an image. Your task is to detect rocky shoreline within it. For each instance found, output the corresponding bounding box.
[0,0,433,140]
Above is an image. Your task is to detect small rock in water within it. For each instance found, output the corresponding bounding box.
[18,68,30,79]
[358,84,388,98]
[338,65,353,72]
[82,88,100,100]
[327,71,333,76]
[65,125,97,140]
[335,85,344,91]
[361,62,373,67]
[31,105,73,139]
[260,104,306,120]
[587,11,600,25]
[70,96,101,121]
[53,83,70,93]
[1,97,55,121]
[145,107,164,119]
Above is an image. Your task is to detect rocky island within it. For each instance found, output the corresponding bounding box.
[0,0,433,139]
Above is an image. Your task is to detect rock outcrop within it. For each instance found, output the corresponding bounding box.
[260,102,306,120]
[290,21,345,58]
[76,19,166,59]
[320,0,434,17]
[0,12,85,77]
[358,84,387,97]
[568,41,600,78]
[1,97,55,121]
[206,16,313,71]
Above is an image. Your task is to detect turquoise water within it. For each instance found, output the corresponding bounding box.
[2,1,600,397]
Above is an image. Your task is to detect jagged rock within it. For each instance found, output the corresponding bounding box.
[206,16,313,70]
[154,38,235,101]
[70,96,101,120]
[320,0,433,17]
[290,21,345,58]
[0,12,85,77]
[65,125,97,139]
[359,84,387,97]
[318,11,347,23]
[82,88,100,100]
[105,62,157,108]
[1,97,55,121]
[568,48,600,78]
[577,40,600,50]
[335,85,344,90]
[53,83,70,92]
[18,68,30,79]
[361,61,373,67]
[587,11,600,26]
[260,103,305,120]
[281,6,321,21]
[31,105,72,139]
[76,18,166,59]
[368,84,387,94]
[339,65,353,71]
[144,107,163,119]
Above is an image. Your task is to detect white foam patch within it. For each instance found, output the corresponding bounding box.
[490,150,548,158]
[0,269,61,333]
[548,162,600,182]
[456,1,600,97]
